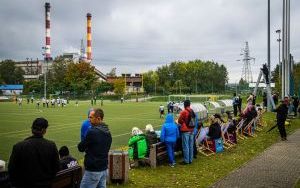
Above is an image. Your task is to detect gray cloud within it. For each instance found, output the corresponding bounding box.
[0,0,299,82]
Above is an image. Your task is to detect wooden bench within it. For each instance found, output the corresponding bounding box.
[149,142,168,168]
[51,166,82,188]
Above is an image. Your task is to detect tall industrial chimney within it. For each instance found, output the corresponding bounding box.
[45,2,51,60]
[86,13,92,62]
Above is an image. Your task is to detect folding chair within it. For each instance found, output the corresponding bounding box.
[242,118,256,137]
[236,119,247,140]
[195,129,215,156]
[221,122,235,149]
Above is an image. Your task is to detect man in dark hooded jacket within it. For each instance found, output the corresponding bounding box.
[78,108,112,188]
[275,97,289,141]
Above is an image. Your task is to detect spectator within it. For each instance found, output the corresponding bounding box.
[232,93,239,116]
[8,118,60,188]
[292,94,299,117]
[58,146,78,170]
[237,94,242,115]
[80,108,93,141]
[128,127,148,161]
[145,124,158,146]
[246,93,254,106]
[178,100,194,165]
[78,108,112,188]
[275,97,289,141]
[207,115,222,140]
[160,114,179,167]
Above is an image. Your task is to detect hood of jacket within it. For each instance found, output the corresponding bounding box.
[94,122,111,135]
[165,114,174,124]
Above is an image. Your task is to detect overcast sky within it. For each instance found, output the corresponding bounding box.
[0,0,299,83]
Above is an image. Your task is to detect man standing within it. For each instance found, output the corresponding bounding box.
[232,93,239,117]
[178,100,195,165]
[78,108,112,188]
[8,118,60,188]
[292,95,299,117]
[80,108,93,141]
[237,94,242,115]
[275,97,289,141]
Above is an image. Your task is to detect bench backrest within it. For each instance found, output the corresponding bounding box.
[51,166,82,188]
[149,142,167,168]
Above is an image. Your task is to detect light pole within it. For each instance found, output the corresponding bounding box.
[276,29,281,88]
[42,47,50,99]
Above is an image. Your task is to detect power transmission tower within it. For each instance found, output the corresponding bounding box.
[79,38,86,61]
[239,41,255,83]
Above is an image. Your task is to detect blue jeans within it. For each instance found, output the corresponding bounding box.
[80,169,107,188]
[182,132,194,163]
[165,141,176,164]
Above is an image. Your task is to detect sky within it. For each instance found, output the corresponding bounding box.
[0,0,299,83]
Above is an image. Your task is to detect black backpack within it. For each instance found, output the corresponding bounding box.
[186,109,196,128]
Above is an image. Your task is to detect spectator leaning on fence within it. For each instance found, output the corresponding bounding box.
[78,108,112,188]
[160,114,179,167]
[8,118,60,188]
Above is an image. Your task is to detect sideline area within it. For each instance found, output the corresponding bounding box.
[211,129,300,188]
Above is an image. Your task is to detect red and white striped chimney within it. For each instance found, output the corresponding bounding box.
[86,13,92,62]
[45,2,51,60]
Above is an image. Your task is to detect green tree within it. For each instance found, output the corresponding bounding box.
[23,79,43,94]
[113,78,125,96]
[97,81,113,93]
[49,56,70,93]
[0,59,24,84]
[65,61,97,95]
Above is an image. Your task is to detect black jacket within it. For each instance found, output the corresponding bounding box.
[208,123,222,140]
[59,156,78,170]
[8,135,60,188]
[275,103,288,123]
[78,123,112,172]
[145,131,158,146]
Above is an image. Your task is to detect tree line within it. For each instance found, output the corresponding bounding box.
[142,60,228,94]
[4,58,298,97]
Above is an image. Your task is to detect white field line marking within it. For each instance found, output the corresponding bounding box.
[3,117,163,138]
[0,122,80,136]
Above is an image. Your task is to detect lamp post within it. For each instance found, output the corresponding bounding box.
[42,47,49,100]
[276,29,281,88]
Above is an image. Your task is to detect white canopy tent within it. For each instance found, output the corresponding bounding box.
[174,103,208,120]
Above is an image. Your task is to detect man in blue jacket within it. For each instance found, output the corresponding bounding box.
[78,108,112,188]
[80,108,93,141]
[160,114,179,167]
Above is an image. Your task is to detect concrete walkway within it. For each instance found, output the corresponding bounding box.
[211,129,300,188]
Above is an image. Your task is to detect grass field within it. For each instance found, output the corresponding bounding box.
[1,100,299,187]
[0,100,165,162]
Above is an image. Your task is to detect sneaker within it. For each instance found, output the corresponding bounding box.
[179,161,189,165]
[281,137,287,141]
[169,164,175,168]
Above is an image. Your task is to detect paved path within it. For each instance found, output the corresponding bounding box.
[211,129,300,188]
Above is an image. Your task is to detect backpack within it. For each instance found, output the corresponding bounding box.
[186,109,196,128]
[234,97,239,105]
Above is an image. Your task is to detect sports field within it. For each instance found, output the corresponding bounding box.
[0,101,165,162]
